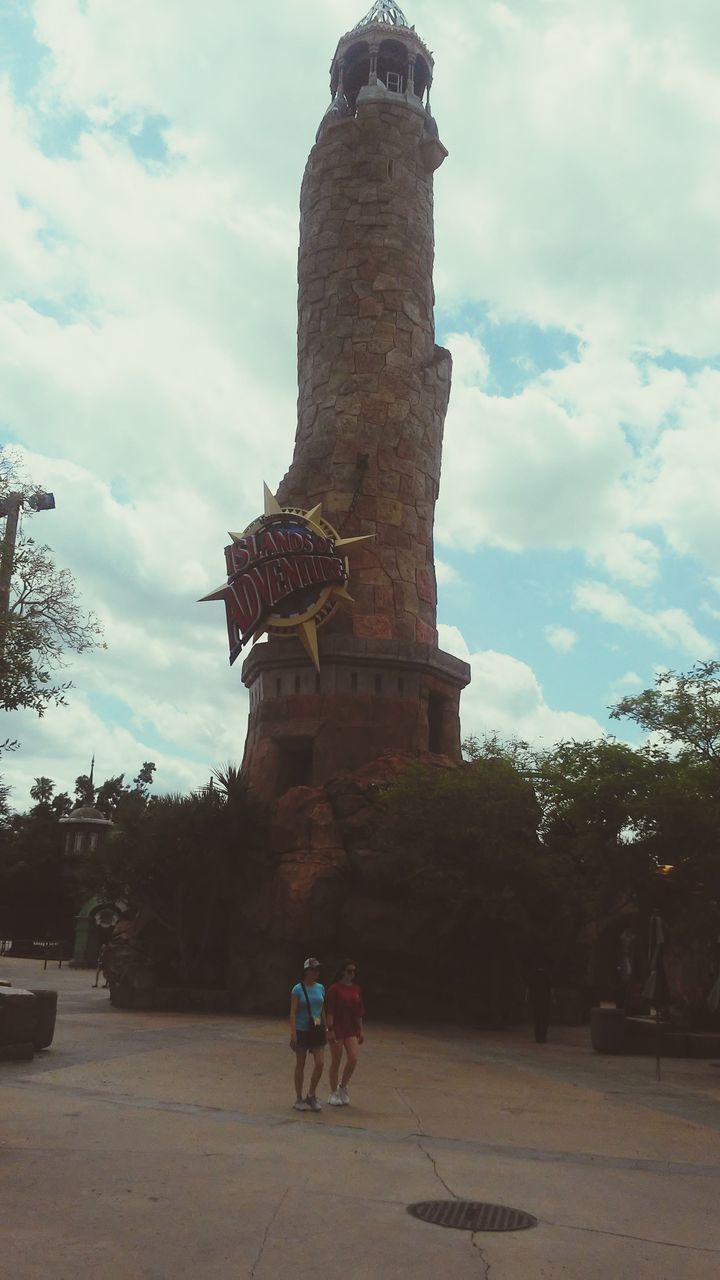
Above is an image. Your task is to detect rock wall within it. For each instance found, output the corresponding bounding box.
[228,751,460,1014]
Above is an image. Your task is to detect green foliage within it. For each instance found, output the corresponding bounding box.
[0,790,75,939]
[74,773,96,805]
[532,739,660,916]
[84,769,269,986]
[381,699,720,994]
[0,614,71,735]
[29,776,55,806]
[11,536,104,662]
[0,446,104,744]
[611,661,720,760]
[377,749,546,952]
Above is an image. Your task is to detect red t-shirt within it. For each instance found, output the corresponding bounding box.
[326,982,364,1039]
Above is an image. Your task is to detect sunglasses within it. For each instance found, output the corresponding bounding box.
[345,967,356,974]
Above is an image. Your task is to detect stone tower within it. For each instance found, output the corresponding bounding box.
[241,0,470,800]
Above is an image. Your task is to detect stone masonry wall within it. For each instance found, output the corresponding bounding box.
[277,99,452,647]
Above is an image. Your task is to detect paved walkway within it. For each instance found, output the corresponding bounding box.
[2,959,719,1279]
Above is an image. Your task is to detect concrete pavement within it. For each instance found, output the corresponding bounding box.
[1,958,719,1278]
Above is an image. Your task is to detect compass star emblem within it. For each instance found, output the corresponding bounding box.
[200,485,373,671]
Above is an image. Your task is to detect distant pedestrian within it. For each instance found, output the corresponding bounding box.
[93,943,108,989]
[527,962,552,1044]
[289,958,327,1112]
[326,959,364,1106]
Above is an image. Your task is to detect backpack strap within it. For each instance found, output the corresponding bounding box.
[301,982,314,1022]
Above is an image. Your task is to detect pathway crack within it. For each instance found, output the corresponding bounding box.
[418,1142,456,1198]
[395,1087,425,1135]
[547,1218,720,1256]
[471,1234,491,1279]
[250,1187,289,1277]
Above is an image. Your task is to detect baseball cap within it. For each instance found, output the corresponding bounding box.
[303,957,321,970]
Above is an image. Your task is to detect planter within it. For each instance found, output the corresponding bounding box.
[0,1042,34,1061]
[0,987,38,1049]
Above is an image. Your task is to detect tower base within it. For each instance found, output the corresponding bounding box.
[241,636,471,803]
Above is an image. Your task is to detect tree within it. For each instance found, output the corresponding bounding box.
[29,777,55,807]
[133,762,156,796]
[0,446,104,738]
[10,536,103,663]
[533,739,660,917]
[375,746,549,1020]
[74,774,96,806]
[0,780,75,941]
[0,614,70,750]
[85,766,267,987]
[611,661,720,761]
[94,763,156,820]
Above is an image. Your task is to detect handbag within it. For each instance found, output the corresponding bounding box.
[301,982,325,1047]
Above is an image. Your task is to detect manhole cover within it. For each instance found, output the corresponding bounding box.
[407,1200,537,1233]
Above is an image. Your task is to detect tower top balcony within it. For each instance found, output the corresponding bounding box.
[329,1,435,118]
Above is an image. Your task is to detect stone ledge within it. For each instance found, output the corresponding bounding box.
[242,635,471,690]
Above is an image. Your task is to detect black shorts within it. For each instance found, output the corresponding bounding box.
[295,1029,326,1052]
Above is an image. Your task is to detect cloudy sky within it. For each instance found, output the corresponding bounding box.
[2,0,719,806]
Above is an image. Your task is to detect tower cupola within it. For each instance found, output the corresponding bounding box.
[329,0,435,118]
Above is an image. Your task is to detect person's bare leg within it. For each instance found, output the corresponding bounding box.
[308,1048,325,1097]
[294,1049,307,1100]
[329,1041,343,1093]
[341,1037,360,1088]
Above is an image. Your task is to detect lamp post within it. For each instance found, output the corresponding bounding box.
[0,489,56,617]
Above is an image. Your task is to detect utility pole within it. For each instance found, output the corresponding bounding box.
[0,488,56,618]
[0,492,22,618]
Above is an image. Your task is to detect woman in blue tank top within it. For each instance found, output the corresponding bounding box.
[289,957,327,1112]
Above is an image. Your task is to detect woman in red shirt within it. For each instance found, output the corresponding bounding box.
[326,959,364,1106]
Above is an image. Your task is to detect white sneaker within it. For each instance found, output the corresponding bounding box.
[339,1086,350,1105]
[306,1095,322,1112]
[293,1098,311,1111]
[328,1090,344,1106]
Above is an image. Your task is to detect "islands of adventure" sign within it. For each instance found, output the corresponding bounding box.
[200,485,372,670]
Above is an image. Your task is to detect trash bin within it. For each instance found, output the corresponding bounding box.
[591,1007,626,1054]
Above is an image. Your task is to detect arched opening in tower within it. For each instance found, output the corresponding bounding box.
[414,55,431,101]
[335,41,370,113]
[377,39,409,95]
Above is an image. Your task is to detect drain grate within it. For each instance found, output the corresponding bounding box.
[407,1200,537,1233]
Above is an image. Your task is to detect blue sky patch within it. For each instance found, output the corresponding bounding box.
[437,302,581,397]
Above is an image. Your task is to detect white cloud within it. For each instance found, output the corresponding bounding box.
[590,533,662,588]
[438,624,471,663]
[615,671,643,691]
[460,647,604,746]
[435,0,720,356]
[574,581,714,658]
[445,332,490,388]
[545,625,578,654]
[608,669,645,703]
[437,355,632,554]
[436,559,461,586]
